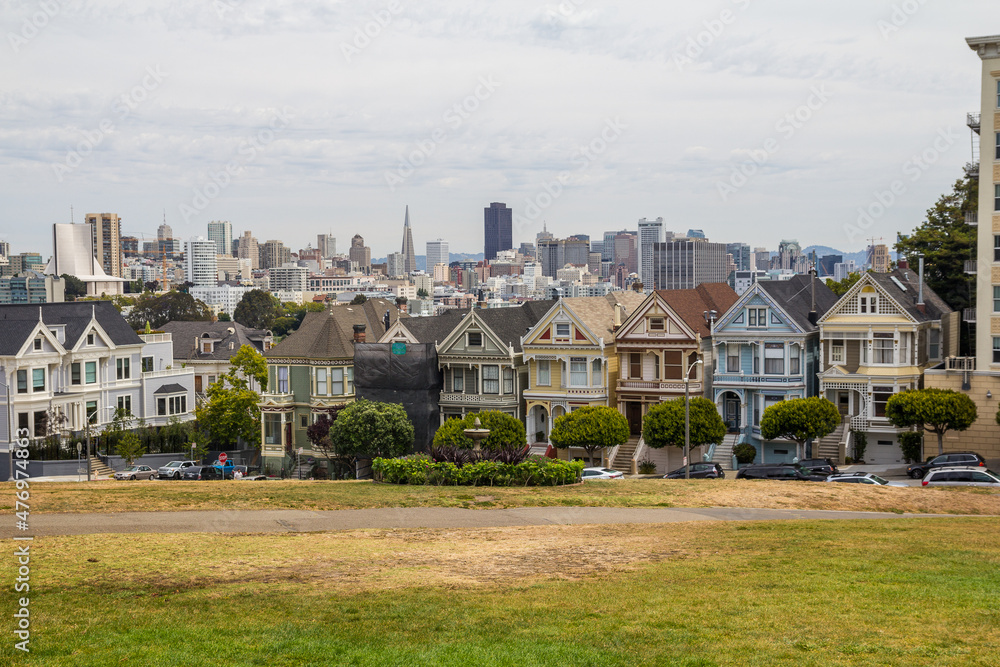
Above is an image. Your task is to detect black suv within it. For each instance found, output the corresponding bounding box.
[906,452,986,479]
[663,462,725,479]
[180,466,223,481]
[799,458,839,476]
[736,463,828,481]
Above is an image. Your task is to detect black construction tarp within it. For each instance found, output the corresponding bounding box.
[353,342,442,452]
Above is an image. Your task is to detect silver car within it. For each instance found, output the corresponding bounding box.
[826,472,907,487]
[157,460,198,479]
[921,466,1000,488]
[114,465,157,481]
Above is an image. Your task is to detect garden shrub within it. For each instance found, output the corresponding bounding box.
[733,443,757,464]
[898,431,923,463]
[637,459,657,474]
[852,431,868,462]
[373,454,583,486]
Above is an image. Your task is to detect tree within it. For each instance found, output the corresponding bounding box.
[125,290,212,329]
[549,406,629,467]
[350,294,368,305]
[193,346,269,449]
[431,411,527,450]
[825,271,863,297]
[305,405,350,477]
[217,312,231,322]
[885,388,977,456]
[233,289,280,330]
[105,408,146,466]
[416,288,429,298]
[61,274,87,300]
[330,400,414,464]
[759,397,840,459]
[143,281,159,293]
[643,397,726,462]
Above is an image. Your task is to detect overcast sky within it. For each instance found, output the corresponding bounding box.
[0,1,992,259]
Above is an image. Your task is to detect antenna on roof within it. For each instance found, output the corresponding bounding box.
[70,205,74,223]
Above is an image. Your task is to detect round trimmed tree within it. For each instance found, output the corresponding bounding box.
[885,388,977,456]
[431,411,527,450]
[548,405,629,468]
[642,397,726,463]
[759,397,840,460]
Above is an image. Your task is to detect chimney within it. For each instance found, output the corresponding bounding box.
[917,255,926,314]
[807,269,818,326]
[353,324,366,343]
[612,303,623,332]
[897,258,909,270]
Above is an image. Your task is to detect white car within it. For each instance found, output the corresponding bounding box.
[581,467,624,480]
[114,465,157,481]
[825,472,907,487]
[921,466,1000,488]
[157,460,198,479]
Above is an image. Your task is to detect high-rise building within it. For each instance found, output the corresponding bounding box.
[207,220,233,256]
[237,231,259,270]
[867,244,890,273]
[0,241,11,259]
[86,212,122,278]
[613,231,638,276]
[484,202,513,261]
[651,238,729,290]
[268,265,308,291]
[401,206,417,275]
[386,252,406,278]
[157,222,173,241]
[817,254,842,277]
[185,237,218,287]
[426,239,449,269]
[261,240,291,270]
[317,234,336,258]
[727,243,752,271]
[753,247,770,271]
[637,217,664,289]
[349,234,371,272]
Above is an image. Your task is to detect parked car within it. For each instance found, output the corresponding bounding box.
[906,452,986,479]
[114,465,157,481]
[664,462,725,479]
[213,460,236,479]
[826,472,906,487]
[921,466,1000,488]
[799,458,840,476]
[735,464,827,481]
[158,460,198,480]
[581,467,625,480]
[180,465,224,481]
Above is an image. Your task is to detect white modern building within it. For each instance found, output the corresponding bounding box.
[637,217,664,290]
[268,264,308,292]
[207,221,233,257]
[190,284,255,317]
[426,239,449,269]
[185,237,218,287]
[46,223,126,296]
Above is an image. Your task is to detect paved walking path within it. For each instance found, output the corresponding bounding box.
[2,506,967,538]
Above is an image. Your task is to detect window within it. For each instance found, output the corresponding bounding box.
[32,368,45,392]
[872,387,893,417]
[994,287,1000,313]
[264,414,281,445]
[763,395,783,420]
[141,356,154,373]
[300,414,308,428]
[747,308,766,327]
[997,79,1000,108]
[18,413,28,433]
[629,353,642,379]
[764,343,784,375]
[452,368,464,392]
[86,401,97,424]
[928,329,940,360]
[33,410,47,437]
[649,317,664,331]
[753,354,759,374]
[157,394,187,416]
[899,333,910,365]
[345,367,354,394]
[467,332,483,347]
[995,185,1000,212]
[316,368,327,395]
[569,357,587,386]
[117,395,131,414]
[830,340,844,363]
[277,367,289,393]
[16,370,27,394]
[789,350,800,375]
[873,333,894,364]
[727,346,740,373]
[537,360,550,386]
[85,361,96,384]
[663,350,682,380]
[860,290,878,314]
[995,235,1000,262]
[483,365,499,394]
[555,323,570,338]
[330,368,344,395]
[71,363,81,385]
[996,132,1000,160]
[33,339,42,351]
[202,342,212,353]
[503,368,514,394]
[87,332,95,346]
[592,358,602,386]
[116,357,130,380]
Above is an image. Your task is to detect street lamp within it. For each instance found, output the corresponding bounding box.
[1,372,13,482]
[683,357,704,480]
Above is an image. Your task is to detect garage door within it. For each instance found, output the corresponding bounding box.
[868,438,903,464]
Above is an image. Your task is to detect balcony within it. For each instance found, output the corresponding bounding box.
[964,260,977,274]
[142,367,193,380]
[439,392,517,406]
[963,308,976,323]
[259,393,294,406]
[967,112,981,134]
[713,374,805,385]
[139,333,172,344]
[966,211,978,226]
[618,379,702,393]
[945,357,976,371]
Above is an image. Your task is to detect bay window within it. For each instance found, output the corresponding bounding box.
[569,358,587,386]
[764,343,784,375]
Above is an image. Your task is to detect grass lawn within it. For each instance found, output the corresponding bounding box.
[2,518,998,665]
[8,478,1000,515]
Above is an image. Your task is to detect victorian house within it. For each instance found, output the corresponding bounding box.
[160,321,273,396]
[817,269,958,464]
[710,275,837,464]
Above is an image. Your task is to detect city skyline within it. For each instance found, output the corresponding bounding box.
[0,2,990,258]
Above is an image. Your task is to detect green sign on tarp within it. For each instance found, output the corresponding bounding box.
[391,342,407,355]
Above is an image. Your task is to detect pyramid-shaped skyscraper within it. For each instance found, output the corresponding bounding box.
[401,205,417,275]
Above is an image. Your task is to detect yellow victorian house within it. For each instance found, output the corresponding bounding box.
[522,291,646,452]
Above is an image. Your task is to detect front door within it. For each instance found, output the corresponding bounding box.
[195,375,202,393]
[725,398,740,430]
[837,391,849,416]
[625,402,642,435]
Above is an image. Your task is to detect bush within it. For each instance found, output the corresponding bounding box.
[898,431,923,464]
[432,411,527,449]
[431,444,529,466]
[733,443,757,464]
[372,455,583,486]
[852,431,868,462]
[637,459,657,474]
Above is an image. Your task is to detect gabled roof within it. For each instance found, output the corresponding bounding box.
[464,300,557,353]
[820,269,952,324]
[654,283,739,337]
[392,309,466,344]
[161,320,272,362]
[265,298,401,360]
[0,301,141,356]
[756,275,839,332]
[555,292,647,341]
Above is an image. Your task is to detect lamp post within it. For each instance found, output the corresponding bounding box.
[683,357,704,480]
[2,372,13,482]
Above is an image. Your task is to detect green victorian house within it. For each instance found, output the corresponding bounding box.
[257,298,402,474]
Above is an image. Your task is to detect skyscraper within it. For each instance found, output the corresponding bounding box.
[185,237,218,287]
[349,234,371,272]
[207,220,233,256]
[401,206,417,275]
[157,222,172,241]
[637,217,664,289]
[237,231,259,270]
[727,243,752,271]
[86,212,122,278]
[261,240,291,270]
[317,234,336,258]
[426,239,449,269]
[484,202,513,262]
[652,238,729,290]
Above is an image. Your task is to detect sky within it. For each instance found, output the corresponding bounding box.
[0,1,992,260]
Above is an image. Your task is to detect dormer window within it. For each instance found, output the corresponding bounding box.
[202,342,213,353]
[555,323,570,338]
[467,332,483,347]
[747,308,767,328]
[860,286,878,314]
[649,318,665,331]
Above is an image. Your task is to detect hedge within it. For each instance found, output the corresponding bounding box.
[373,455,584,486]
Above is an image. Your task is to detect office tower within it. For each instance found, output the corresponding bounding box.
[349,234,371,272]
[614,231,638,276]
[0,241,11,259]
[237,231,259,270]
[185,237,218,287]
[157,222,173,241]
[317,234,336,258]
[652,238,729,290]
[401,206,417,275]
[727,243,752,271]
[753,247,770,271]
[86,212,122,278]
[687,229,706,239]
[601,231,619,262]
[207,220,233,256]
[867,244,890,272]
[638,217,664,289]
[261,240,291,270]
[484,202,513,261]
[536,222,554,248]
[387,252,406,278]
[426,239,449,269]
[817,254,842,277]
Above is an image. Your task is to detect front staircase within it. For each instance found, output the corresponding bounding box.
[291,461,314,480]
[89,456,114,478]
[612,435,641,471]
[814,419,847,461]
[712,432,739,470]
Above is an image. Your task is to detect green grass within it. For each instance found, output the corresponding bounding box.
[3,518,999,665]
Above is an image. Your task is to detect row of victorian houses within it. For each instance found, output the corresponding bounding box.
[255,264,960,475]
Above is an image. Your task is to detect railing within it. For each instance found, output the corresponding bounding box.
[713,375,804,385]
[438,392,516,404]
[945,356,976,371]
[963,308,976,323]
[142,367,194,379]
[964,260,977,274]
[139,333,172,344]
[965,211,978,226]
[967,112,981,131]
[850,415,869,432]
[260,393,295,405]
[618,380,700,392]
